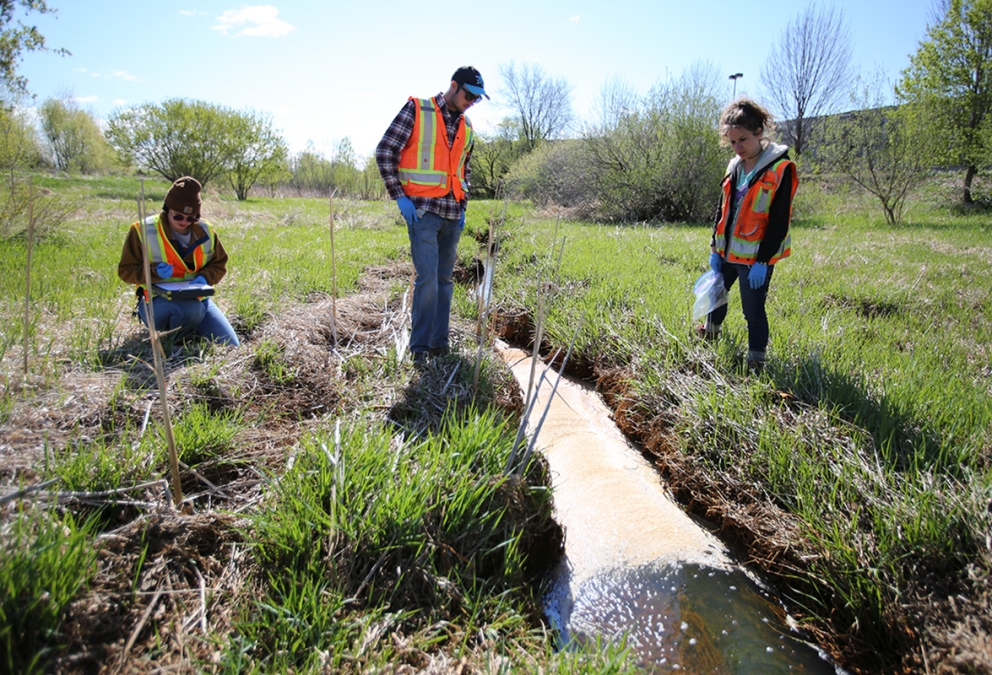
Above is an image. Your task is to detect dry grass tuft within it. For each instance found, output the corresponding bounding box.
[1,260,548,673]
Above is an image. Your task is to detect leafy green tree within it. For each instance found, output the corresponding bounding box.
[0,0,68,95]
[358,153,386,200]
[0,94,39,185]
[0,93,69,241]
[288,141,333,195]
[471,118,527,198]
[577,64,725,222]
[38,93,114,173]
[821,71,930,224]
[286,138,363,197]
[226,108,287,200]
[106,99,238,186]
[898,0,992,203]
[329,137,361,195]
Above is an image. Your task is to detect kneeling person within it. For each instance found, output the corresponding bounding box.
[118,176,240,348]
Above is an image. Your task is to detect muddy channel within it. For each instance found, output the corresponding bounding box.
[499,343,843,674]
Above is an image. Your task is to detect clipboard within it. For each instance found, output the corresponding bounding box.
[151,281,215,301]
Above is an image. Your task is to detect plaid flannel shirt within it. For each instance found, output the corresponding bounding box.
[375,91,471,221]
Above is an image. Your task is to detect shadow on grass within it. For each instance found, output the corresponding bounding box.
[769,354,973,476]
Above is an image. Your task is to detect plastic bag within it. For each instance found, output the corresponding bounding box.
[691,270,728,321]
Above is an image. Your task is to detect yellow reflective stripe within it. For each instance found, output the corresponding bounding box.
[417,98,437,171]
[398,169,448,187]
[728,237,761,256]
[199,219,215,259]
[777,233,791,256]
[140,215,167,266]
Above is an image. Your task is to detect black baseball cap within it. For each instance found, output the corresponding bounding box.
[452,66,489,100]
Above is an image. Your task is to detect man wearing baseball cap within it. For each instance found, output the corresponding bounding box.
[376,66,488,369]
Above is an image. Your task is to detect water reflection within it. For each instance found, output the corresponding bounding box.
[547,562,843,674]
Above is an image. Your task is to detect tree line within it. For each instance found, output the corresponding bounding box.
[0,93,385,201]
[3,0,992,226]
[474,0,992,225]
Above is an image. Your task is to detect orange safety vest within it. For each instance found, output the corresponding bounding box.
[397,97,474,201]
[134,214,215,300]
[714,157,796,265]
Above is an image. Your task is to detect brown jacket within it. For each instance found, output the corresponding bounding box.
[118,214,229,287]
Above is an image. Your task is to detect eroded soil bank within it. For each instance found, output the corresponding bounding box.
[499,343,839,673]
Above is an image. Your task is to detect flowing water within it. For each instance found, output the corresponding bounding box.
[499,343,841,673]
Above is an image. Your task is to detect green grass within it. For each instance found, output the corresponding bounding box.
[0,508,100,675]
[487,184,992,666]
[232,409,611,673]
[2,172,989,671]
[231,410,632,673]
[0,174,414,370]
[0,177,644,673]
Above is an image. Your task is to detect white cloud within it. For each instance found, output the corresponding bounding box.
[76,95,98,103]
[113,70,139,81]
[568,14,581,23]
[72,67,89,74]
[212,5,294,37]
[179,9,204,16]
[113,99,128,106]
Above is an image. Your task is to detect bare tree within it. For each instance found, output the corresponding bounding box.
[760,2,853,154]
[821,70,929,224]
[589,75,638,131]
[497,62,575,151]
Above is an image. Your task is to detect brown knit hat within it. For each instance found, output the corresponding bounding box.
[164,176,202,216]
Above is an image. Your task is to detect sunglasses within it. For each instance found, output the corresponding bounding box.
[170,211,198,223]
[458,84,481,102]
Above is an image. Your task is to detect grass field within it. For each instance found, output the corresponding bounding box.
[488,180,992,672]
[1,173,990,673]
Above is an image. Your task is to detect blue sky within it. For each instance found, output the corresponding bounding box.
[19,0,934,160]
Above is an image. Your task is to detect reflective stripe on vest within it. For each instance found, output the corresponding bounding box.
[135,214,215,297]
[713,158,796,265]
[397,97,473,200]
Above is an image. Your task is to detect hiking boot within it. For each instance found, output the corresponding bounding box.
[746,350,766,374]
[412,351,428,370]
[428,345,450,358]
[694,319,721,342]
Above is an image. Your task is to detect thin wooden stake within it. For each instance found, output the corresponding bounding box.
[22,178,35,378]
[516,317,584,475]
[328,188,339,344]
[137,181,183,506]
[473,201,503,392]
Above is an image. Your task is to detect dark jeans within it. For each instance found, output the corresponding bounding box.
[138,296,240,346]
[408,211,461,354]
[708,262,774,353]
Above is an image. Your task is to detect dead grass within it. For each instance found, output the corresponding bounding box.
[557,355,992,675]
[0,261,559,674]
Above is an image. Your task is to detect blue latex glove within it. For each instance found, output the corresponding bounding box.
[156,262,173,279]
[458,211,466,231]
[396,196,419,226]
[192,275,207,285]
[749,262,768,289]
[709,252,722,273]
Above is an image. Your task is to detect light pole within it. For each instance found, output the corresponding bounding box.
[729,72,743,99]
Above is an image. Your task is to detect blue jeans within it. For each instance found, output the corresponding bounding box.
[138,296,240,346]
[707,262,774,353]
[408,211,461,354]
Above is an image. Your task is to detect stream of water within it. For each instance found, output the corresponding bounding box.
[499,343,842,674]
